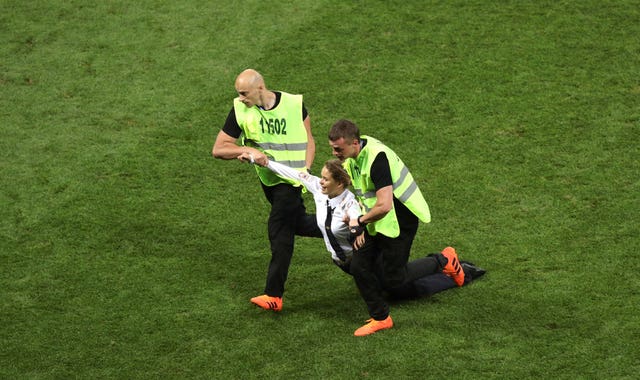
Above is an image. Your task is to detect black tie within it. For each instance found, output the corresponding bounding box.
[325,200,347,261]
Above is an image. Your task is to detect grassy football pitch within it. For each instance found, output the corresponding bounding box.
[1,1,638,378]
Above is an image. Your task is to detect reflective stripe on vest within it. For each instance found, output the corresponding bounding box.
[255,142,308,151]
[255,141,307,168]
[355,165,418,209]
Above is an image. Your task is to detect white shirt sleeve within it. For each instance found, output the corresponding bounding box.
[341,192,362,220]
[266,161,322,195]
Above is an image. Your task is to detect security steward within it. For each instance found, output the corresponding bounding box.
[328,119,465,336]
[212,69,321,312]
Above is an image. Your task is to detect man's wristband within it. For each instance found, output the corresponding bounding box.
[349,224,365,237]
[357,215,366,227]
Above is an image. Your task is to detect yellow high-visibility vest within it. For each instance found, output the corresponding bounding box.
[343,135,430,237]
[234,92,308,186]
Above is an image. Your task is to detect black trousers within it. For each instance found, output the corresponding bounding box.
[262,183,322,297]
[335,259,457,300]
[350,213,442,320]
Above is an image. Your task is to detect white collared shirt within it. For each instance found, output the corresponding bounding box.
[267,161,361,262]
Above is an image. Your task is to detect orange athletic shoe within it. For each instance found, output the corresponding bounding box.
[353,315,394,337]
[250,295,282,311]
[441,246,465,287]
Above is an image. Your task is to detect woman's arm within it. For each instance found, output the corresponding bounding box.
[237,152,320,193]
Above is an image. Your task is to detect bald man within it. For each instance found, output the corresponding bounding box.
[213,69,321,312]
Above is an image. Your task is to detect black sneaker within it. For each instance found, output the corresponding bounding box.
[460,261,486,282]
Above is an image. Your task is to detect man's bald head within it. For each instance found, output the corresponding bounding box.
[234,69,269,108]
[235,69,265,90]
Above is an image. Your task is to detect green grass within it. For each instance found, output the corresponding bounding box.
[2,0,639,378]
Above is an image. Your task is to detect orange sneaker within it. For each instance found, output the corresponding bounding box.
[441,246,465,287]
[250,295,282,311]
[353,315,393,337]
